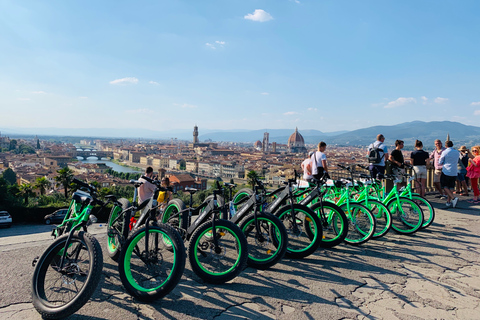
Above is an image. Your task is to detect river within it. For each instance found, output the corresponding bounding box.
[77,158,141,173]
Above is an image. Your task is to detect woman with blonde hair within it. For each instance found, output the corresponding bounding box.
[466,146,480,203]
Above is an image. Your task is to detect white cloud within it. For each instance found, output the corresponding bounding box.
[215,41,226,45]
[126,108,154,114]
[244,9,273,22]
[205,42,216,49]
[32,91,46,94]
[290,0,301,3]
[474,110,480,116]
[149,81,160,85]
[307,107,318,111]
[174,103,198,109]
[434,97,448,104]
[261,92,269,95]
[471,101,480,106]
[17,98,31,101]
[421,96,428,104]
[109,77,139,85]
[384,97,417,108]
[284,111,299,116]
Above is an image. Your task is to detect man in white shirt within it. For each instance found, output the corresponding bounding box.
[439,141,460,207]
[311,142,329,179]
[138,166,156,204]
[367,134,388,179]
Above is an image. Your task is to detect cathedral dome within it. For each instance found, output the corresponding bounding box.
[287,127,305,147]
[254,140,262,148]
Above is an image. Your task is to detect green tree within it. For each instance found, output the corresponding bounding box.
[55,167,74,198]
[2,168,17,185]
[247,170,259,189]
[18,183,35,205]
[9,139,17,151]
[35,177,51,196]
[17,144,36,154]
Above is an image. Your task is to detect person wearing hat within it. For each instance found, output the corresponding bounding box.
[456,146,470,196]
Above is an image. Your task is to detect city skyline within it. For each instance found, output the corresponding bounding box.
[1,1,480,133]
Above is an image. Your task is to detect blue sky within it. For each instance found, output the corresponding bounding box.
[1,0,480,134]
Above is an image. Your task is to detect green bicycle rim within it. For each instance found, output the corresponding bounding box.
[241,216,283,262]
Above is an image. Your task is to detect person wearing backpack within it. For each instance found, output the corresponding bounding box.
[367,134,388,179]
[311,142,329,180]
[301,151,314,182]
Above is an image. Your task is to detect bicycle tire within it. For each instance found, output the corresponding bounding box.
[363,199,392,239]
[188,219,248,284]
[411,195,435,229]
[232,188,253,211]
[32,231,103,319]
[162,198,188,231]
[275,204,322,258]
[107,198,131,262]
[309,201,348,248]
[238,211,288,269]
[118,224,186,302]
[386,197,424,234]
[340,203,376,245]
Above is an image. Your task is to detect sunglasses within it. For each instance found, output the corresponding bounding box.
[473,150,479,153]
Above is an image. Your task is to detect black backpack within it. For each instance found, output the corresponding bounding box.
[368,144,384,164]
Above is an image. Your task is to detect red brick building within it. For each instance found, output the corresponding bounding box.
[168,174,207,192]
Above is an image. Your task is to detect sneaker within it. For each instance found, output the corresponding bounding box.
[445,202,452,207]
[440,195,447,199]
[452,197,459,208]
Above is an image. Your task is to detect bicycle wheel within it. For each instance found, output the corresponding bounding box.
[386,197,424,235]
[363,199,392,239]
[232,188,253,211]
[188,219,248,284]
[309,201,348,248]
[340,203,376,245]
[238,211,288,270]
[107,198,131,262]
[411,195,435,229]
[275,204,322,258]
[162,198,187,231]
[32,231,103,319]
[118,224,186,302]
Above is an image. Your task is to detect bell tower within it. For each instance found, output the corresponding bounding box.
[193,125,199,144]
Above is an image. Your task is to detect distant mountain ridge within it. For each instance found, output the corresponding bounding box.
[2,121,479,148]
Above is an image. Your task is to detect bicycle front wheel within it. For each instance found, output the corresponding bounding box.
[239,211,288,270]
[32,231,103,319]
[411,195,435,229]
[340,203,376,245]
[310,201,348,248]
[387,197,424,234]
[275,204,322,258]
[107,198,131,262]
[118,224,186,302]
[188,219,248,284]
[363,199,392,239]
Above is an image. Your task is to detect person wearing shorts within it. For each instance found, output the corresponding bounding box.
[439,140,460,207]
[430,139,446,198]
[410,140,429,197]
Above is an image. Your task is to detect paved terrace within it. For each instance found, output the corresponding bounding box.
[1,194,479,320]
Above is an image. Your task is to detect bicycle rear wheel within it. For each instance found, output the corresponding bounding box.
[275,204,322,258]
[340,203,376,245]
[32,231,103,319]
[239,211,288,269]
[107,198,131,262]
[118,224,186,302]
[188,219,248,284]
[309,202,348,248]
[387,197,424,234]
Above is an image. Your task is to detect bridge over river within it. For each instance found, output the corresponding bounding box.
[75,149,113,160]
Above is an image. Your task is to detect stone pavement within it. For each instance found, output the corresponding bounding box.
[1,195,479,320]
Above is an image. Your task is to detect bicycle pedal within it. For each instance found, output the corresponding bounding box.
[107,228,118,237]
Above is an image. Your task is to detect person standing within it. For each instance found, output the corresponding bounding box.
[410,140,429,197]
[301,151,314,182]
[456,146,469,196]
[389,140,405,182]
[367,134,388,179]
[311,142,329,180]
[466,146,480,204]
[138,166,156,204]
[438,141,460,207]
[430,139,446,199]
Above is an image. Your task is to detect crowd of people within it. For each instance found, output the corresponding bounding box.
[301,134,480,208]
